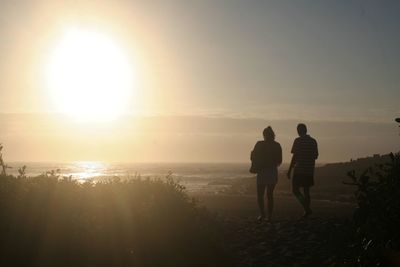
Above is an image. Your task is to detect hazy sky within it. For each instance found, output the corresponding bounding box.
[0,1,399,162]
[1,114,399,163]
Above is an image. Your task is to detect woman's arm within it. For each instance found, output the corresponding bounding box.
[250,142,259,161]
[277,143,283,166]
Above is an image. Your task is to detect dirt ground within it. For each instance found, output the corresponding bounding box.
[194,194,355,219]
[192,194,356,266]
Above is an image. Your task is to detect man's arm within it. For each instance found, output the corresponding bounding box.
[314,140,319,160]
[287,139,297,179]
[287,155,295,179]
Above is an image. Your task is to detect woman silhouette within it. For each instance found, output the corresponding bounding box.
[250,126,282,222]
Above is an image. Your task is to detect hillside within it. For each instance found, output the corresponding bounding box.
[213,153,393,203]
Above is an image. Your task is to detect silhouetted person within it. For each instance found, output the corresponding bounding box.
[287,123,318,218]
[250,126,282,222]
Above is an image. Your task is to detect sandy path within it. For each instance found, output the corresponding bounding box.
[192,194,356,266]
[194,194,355,219]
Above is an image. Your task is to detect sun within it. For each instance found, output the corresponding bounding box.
[46,28,134,122]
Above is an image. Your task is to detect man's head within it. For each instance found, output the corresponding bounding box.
[297,123,307,137]
[263,126,275,141]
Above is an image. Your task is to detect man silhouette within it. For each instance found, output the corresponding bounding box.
[287,123,318,218]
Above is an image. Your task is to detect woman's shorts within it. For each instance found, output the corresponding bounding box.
[257,168,278,185]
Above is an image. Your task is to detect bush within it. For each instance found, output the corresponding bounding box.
[345,152,400,266]
[0,173,232,267]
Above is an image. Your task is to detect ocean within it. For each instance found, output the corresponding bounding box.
[5,162,259,193]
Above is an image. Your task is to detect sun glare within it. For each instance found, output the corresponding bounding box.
[47,28,134,122]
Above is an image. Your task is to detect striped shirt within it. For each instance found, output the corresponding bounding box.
[291,135,318,174]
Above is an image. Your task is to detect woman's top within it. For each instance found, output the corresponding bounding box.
[250,140,282,173]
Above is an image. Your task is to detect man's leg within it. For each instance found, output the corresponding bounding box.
[303,186,312,215]
[292,185,306,209]
[257,182,266,219]
[266,183,276,221]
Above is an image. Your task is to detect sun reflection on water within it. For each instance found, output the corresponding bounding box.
[72,161,108,180]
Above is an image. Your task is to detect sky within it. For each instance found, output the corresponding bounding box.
[0,0,399,162]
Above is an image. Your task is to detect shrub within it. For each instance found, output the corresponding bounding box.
[0,173,232,267]
[345,152,400,266]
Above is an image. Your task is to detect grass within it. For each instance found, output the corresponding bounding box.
[0,172,233,267]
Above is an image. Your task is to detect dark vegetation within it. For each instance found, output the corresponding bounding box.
[344,152,400,266]
[0,146,232,267]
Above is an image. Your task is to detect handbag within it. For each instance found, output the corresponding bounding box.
[249,161,258,174]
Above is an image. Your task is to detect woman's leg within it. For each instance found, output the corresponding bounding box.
[266,183,276,221]
[257,181,266,219]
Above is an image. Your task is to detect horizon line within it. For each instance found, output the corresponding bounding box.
[0,111,396,124]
